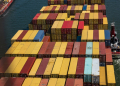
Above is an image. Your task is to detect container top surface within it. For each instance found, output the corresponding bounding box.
[84,58,92,74]
[92,58,99,75]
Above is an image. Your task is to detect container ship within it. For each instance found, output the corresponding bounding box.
[0,0,14,16]
[0,0,117,86]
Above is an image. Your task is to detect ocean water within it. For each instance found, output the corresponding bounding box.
[0,0,120,85]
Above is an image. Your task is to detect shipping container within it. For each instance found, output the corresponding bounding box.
[106,48,111,54]
[99,30,105,42]
[43,6,50,13]
[90,5,94,12]
[103,17,108,29]
[47,78,57,86]
[39,79,49,86]
[66,21,73,34]
[92,58,99,85]
[76,58,85,78]
[59,58,70,78]
[70,6,75,15]
[105,30,111,47]
[40,6,46,13]
[51,57,63,78]
[56,21,64,35]
[30,78,41,86]
[22,78,33,86]
[84,58,92,84]
[4,77,17,86]
[11,30,23,44]
[89,13,94,25]
[68,57,78,78]
[78,21,84,36]
[102,5,106,15]
[86,42,93,57]
[20,57,36,77]
[22,30,33,42]
[12,57,28,77]
[87,30,93,41]
[94,4,98,12]
[29,59,42,77]
[37,13,45,24]
[74,79,83,86]
[79,42,86,57]
[93,30,99,41]
[32,13,41,24]
[84,13,89,25]
[72,20,78,35]
[11,78,25,86]
[5,57,22,77]
[61,21,68,35]
[106,53,113,65]
[55,6,60,13]
[72,42,80,57]
[67,6,72,17]
[16,30,28,41]
[43,58,56,78]
[80,13,85,21]
[74,13,80,20]
[100,67,106,86]
[60,13,67,21]
[98,12,103,24]
[87,5,91,11]
[106,65,116,86]
[28,30,39,41]
[83,5,87,11]
[62,6,67,13]
[65,78,75,86]
[81,30,88,42]
[93,13,98,25]
[51,42,61,57]
[36,58,50,77]
[47,6,53,13]
[56,78,66,86]
[51,6,57,13]
[0,77,8,86]
[42,36,50,42]
[93,42,99,58]
[38,42,49,58]
[76,36,81,42]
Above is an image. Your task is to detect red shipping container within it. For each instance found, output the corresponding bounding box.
[98,13,103,24]
[98,5,102,13]
[106,53,113,65]
[0,57,15,77]
[44,42,55,57]
[99,42,106,62]
[74,79,83,86]
[102,5,106,15]
[61,34,67,41]
[65,42,74,58]
[78,21,84,35]
[66,21,73,34]
[61,21,68,34]
[84,13,89,25]
[59,6,64,13]
[16,30,28,41]
[76,58,85,78]
[67,0,71,5]
[4,77,17,86]
[50,13,58,24]
[90,5,94,12]
[51,6,57,13]
[65,78,75,86]
[12,78,25,86]
[0,77,8,86]
[72,42,80,57]
[32,13,41,24]
[37,24,42,30]
[48,0,51,5]
[93,30,99,41]
[42,36,50,42]
[36,58,50,77]
[79,42,86,57]
[103,15,106,17]
[46,13,51,24]
[20,57,36,77]
[39,79,49,86]
[105,48,111,54]
[93,24,98,30]
[70,6,75,15]
[63,6,68,13]
[74,13,80,20]
[38,42,49,58]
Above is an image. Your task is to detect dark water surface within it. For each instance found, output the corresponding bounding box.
[0,0,120,85]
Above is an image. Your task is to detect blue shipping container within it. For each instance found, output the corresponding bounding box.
[34,30,44,41]
[105,30,111,47]
[64,0,67,4]
[76,36,81,42]
[86,42,93,57]
[83,4,87,11]
[84,58,92,83]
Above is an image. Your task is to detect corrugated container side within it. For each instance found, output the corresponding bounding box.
[89,13,94,25]
[103,17,108,30]
[98,12,103,24]
[32,13,41,24]
[84,13,89,25]
[78,21,84,36]
[72,20,78,35]
[79,42,86,57]
[100,67,106,86]
[42,36,50,42]
[72,42,80,57]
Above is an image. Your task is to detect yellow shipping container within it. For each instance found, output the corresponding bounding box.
[44,58,56,78]
[93,42,99,49]
[51,42,61,57]
[28,30,39,41]
[12,42,26,57]
[40,6,46,13]
[103,17,108,30]
[99,30,105,42]
[60,13,67,21]
[47,6,53,12]
[67,6,72,16]
[56,13,63,21]
[87,30,93,41]
[82,11,90,13]
[59,58,70,78]
[55,6,60,13]
[100,67,106,86]
[72,20,78,35]
[92,49,99,58]
[51,57,63,78]
[5,57,22,77]
[51,21,59,34]
[30,42,43,57]
[22,30,33,41]
[89,24,93,30]
[68,57,78,78]
[5,42,20,56]
[11,30,23,44]
[80,13,85,21]
[98,24,103,30]
[41,13,49,24]
[84,26,89,30]
[56,21,64,34]
[56,78,66,86]
[67,18,71,20]
[74,6,79,13]
[58,42,68,57]
[12,57,28,77]
[22,78,33,86]
[47,78,58,86]
[81,30,88,42]
[29,59,42,77]
[94,13,98,24]
[89,13,94,24]
[18,42,31,57]
[106,65,116,86]
[87,5,91,11]
[94,4,98,12]
[78,5,83,13]
[24,42,37,57]
[37,13,45,24]
[30,78,41,86]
